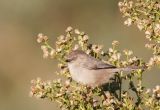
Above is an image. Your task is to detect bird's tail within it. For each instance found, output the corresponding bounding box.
[108,66,146,73]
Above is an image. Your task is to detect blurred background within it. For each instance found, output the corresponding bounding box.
[0,0,159,110]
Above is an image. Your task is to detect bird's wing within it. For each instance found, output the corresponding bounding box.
[95,61,116,69]
[82,56,116,70]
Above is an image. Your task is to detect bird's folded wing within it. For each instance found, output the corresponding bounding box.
[82,56,116,70]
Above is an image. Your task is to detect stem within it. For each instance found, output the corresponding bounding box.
[119,73,122,101]
[135,9,147,15]
[139,72,142,87]
[98,86,107,100]
[154,11,160,16]
[44,41,54,50]
[102,91,108,100]
[135,71,143,107]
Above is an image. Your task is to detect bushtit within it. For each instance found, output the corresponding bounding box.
[66,50,143,87]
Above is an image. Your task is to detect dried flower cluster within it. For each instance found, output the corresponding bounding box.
[119,0,160,68]
[30,0,160,110]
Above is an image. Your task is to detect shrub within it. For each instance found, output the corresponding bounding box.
[30,0,160,109]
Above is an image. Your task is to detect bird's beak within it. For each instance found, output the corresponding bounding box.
[65,58,70,62]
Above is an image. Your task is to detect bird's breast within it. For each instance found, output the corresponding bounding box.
[68,63,114,86]
[68,63,96,85]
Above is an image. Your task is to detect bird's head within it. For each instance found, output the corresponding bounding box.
[65,50,88,64]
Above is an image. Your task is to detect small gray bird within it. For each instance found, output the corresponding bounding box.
[66,50,143,87]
